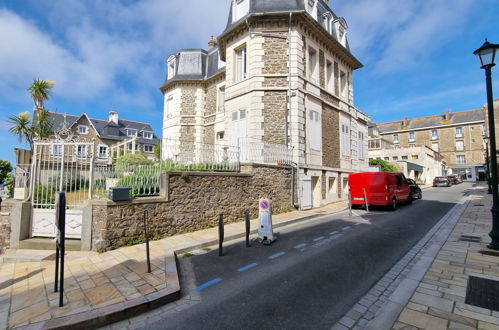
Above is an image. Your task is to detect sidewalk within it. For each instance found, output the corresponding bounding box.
[0,199,350,329]
[333,183,499,330]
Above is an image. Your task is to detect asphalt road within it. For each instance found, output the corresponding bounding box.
[144,183,472,330]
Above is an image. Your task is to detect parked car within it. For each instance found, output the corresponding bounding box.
[407,178,422,200]
[449,174,462,184]
[348,172,411,210]
[447,175,458,185]
[433,176,451,187]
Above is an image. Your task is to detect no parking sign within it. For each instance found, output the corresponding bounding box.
[258,198,276,244]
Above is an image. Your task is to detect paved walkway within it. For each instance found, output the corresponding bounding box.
[0,199,350,329]
[333,183,499,330]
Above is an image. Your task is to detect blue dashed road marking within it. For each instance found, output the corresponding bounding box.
[329,231,339,235]
[342,226,351,230]
[237,263,258,272]
[268,252,286,259]
[195,277,222,291]
[313,236,325,242]
[293,243,308,249]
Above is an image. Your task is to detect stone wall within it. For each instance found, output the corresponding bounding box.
[91,164,293,251]
[0,200,13,254]
[262,34,288,75]
[262,91,287,145]
[322,105,341,168]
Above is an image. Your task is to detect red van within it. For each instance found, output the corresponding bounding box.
[348,172,412,210]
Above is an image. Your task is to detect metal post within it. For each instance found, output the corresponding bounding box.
[144,210,151,273]
[218,214,224,256]
[54,192,66,307]
[348,191,352,217]
[485,140,492,194]
[484,66,499,250]
[245,209,251,247]
[363,188,369,212]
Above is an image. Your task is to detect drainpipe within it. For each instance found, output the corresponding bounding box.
[290,161,300,209]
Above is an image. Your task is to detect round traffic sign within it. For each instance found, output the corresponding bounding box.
[259,200,269,210]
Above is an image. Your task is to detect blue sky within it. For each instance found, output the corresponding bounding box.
[1,0,499,165]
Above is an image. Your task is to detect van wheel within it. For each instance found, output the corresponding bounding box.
[407,196,413,205]
[418,192,422,199]
[390,198,397,211]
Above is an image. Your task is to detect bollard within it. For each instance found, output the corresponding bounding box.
[363,188,370,212]
[144,210,151,273]
[245,209,251,247]
[218,214,224,256]
[54,192,66,307]
[348,191,352,217]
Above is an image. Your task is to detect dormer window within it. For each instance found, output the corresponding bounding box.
[167,55,176,79]
[333,17,348,47]
[77,125,88,135]
[306,0,318,20]
[143,131,153,139]
[232,0,250,23]
[126,129,138,137]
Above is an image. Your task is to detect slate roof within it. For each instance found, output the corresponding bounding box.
[166,47,224,83]
[377,109,486,134]
[40,111,159,144]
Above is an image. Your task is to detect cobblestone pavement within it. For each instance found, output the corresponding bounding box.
[333,184,499,330]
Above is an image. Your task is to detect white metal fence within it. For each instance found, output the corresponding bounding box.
[238,137,293,165]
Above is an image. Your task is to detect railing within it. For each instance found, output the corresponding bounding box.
[238,137,293,165]
[160,138,240,172]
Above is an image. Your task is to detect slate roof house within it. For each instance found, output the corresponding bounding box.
[370,108,486,182]
[38,110,159,162]
[160,0,370,209]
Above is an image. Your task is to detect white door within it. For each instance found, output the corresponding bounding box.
[301,176,312,210]
[231,110,247,160]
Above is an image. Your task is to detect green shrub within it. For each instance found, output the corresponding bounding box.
[369,158,398,172]
[115,153,152,168]
[49,174,89,192]
[33,184,55,207]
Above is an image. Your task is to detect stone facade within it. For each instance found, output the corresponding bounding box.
[0,201,13,254]
[90,164,292,251]
[262,34,288,75]
[262,91,287,144]
[322,105,341,168]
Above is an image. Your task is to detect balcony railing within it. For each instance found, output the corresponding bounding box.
[238,137,293,165]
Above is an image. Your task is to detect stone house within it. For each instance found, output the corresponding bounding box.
[160,0,370,209]
[38,111,160,162]
[372,108,486,181]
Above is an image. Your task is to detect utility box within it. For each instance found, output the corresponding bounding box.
[258,198,276,245]
[108,187,131,201]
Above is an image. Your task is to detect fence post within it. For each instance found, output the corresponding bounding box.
[54,192,66,307]
[144,210,151,273]
[218,214,224,256]
[245,209,251,247]
[348,191,352,217]
[363,188,370,212]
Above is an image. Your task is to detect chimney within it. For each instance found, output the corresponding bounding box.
[444,109,451,120]
[403,116,409,127]
[109,111,118,125]
[208,35,217,49]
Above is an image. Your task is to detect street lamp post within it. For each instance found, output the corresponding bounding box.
[484,137,492,194]
[474,39,499,250]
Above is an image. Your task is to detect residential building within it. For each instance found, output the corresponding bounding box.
[38,111,160,162]
[372,108,486,181]
[160,0,369,209]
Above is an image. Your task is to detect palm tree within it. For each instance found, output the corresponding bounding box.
[27,78,55,110]
[8,112,34,151]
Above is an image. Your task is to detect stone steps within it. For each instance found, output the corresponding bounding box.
[18,238,82,251]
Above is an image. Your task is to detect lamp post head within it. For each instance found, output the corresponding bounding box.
[474,39,499,69]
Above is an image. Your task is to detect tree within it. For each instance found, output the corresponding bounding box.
[154,140,161,160]
[369,158,398,172]
[115,153,153,168]
[27,78,55,110]
[0,160,13,184]
[8,112,34,151]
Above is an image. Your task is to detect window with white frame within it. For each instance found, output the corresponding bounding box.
[166,95,174,118]
[456,155,466,164]
[51,144,62,157]
[218,86,225,112]
[358,132,365,159]
[455,140,464,151]
[167,55,176,79]
[431,129,438,140]
[393,134,399,144]
[76,145,87,158]
[144,145,154,153]
[409,132,415,142]
[326,60,333,92]
[232,0,250,22]
[309,110,321,150]
[306,0,318,20]
[126,129,138,137]
[455,127,463,137]
[432,142,439,152]
[339,70,347,98]
[308,47,318,83]
[235,46,247,81]
[98,145,108,158]
[77,125,88,135]
[341,124,350,156]
[127,143,141,151]
[142,131,153,139]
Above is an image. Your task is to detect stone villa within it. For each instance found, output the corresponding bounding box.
[160,0,369,209]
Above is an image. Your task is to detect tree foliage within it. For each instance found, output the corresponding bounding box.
[115,153,153,168]
[0,160,13,184]
[27,78,55,110]
[369,158,398,172]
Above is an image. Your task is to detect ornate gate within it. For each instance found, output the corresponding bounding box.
[30,142,94,238]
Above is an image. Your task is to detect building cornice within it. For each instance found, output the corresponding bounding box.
[379,120,485,135]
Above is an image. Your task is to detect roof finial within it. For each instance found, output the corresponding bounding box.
[208,35,217,49]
